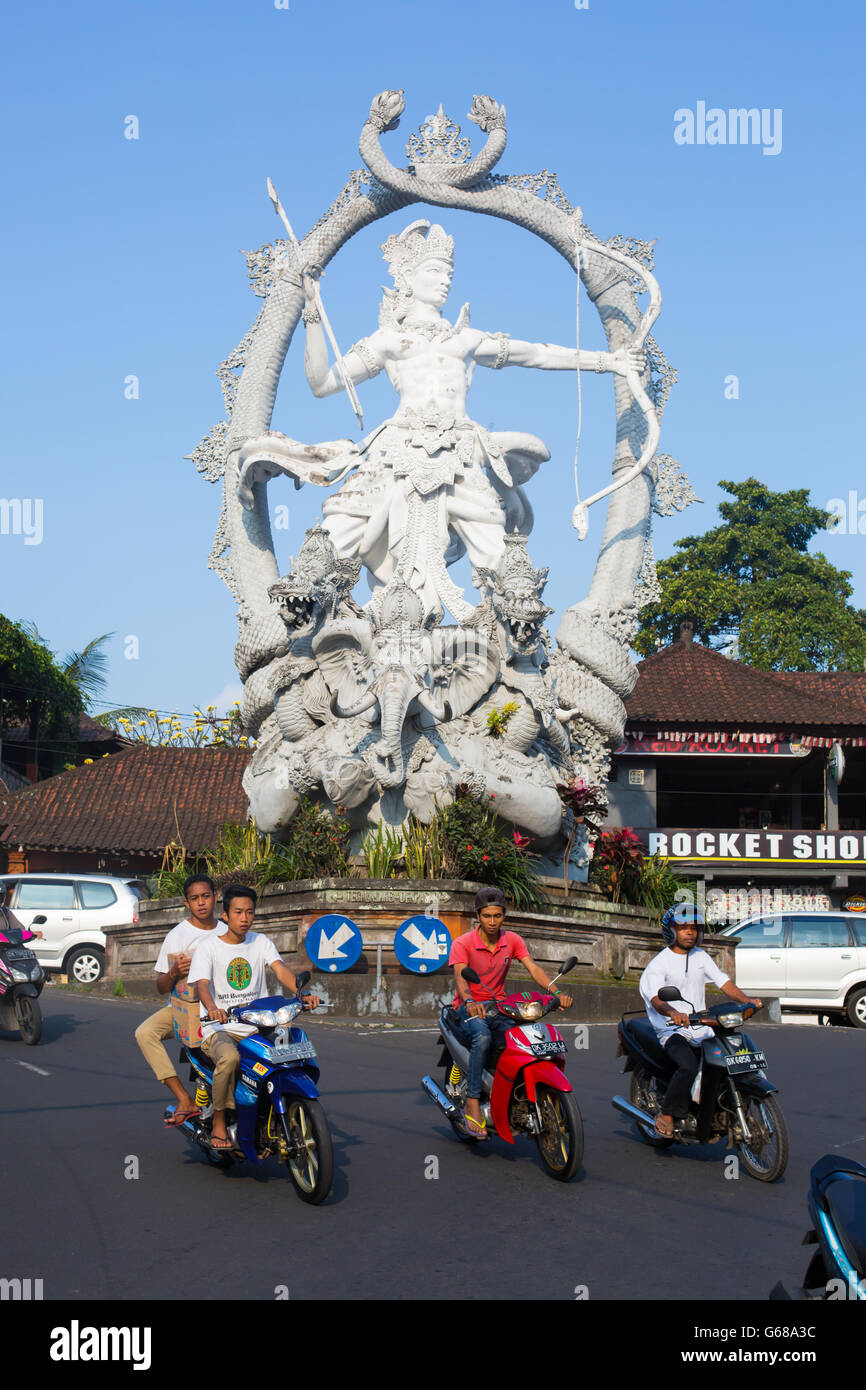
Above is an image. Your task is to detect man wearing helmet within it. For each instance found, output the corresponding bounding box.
[639,903,762,1139]
[448,886,573,1139]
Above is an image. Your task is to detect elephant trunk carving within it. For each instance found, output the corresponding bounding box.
[372,667,422,788]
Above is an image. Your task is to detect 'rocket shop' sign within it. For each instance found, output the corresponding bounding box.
[644,829,866,867]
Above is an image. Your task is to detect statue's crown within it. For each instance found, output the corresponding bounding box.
[381,219,454,281]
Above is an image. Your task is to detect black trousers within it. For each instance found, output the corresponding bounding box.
[662,1035,701,1118]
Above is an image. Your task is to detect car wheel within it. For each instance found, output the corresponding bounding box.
[65,947,105,985]
[845,986,866,1029]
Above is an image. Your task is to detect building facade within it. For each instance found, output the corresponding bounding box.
[607,630,866,924]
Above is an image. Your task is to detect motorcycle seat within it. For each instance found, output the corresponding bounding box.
[185,1046,210,1069]
[823,1174,866,1278]
[622,1016,672,1071]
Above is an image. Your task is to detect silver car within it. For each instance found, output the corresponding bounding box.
[720,911,866,1027]
[0,874,145,984]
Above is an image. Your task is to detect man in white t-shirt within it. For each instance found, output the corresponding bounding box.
[187,882,320,1151]
[134,874,220,1125]
[639,904,762,1138]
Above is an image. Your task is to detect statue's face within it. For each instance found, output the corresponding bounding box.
[404,256,452,308]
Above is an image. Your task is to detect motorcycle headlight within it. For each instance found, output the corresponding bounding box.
[518,1002,543,1021]
[239,1009,277,1027]
[717,1012,743,1028]
[275,1003,302,1024]
[10,968,30,983]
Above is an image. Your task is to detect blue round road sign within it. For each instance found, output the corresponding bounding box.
[394,915,451,974]
[305,914,363,973]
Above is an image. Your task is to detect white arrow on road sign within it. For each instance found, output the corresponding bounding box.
[318,921,356,958]
[402,923,443,961]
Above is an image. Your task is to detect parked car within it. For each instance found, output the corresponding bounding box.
[719,912,866,1027]
[0,874,141,984]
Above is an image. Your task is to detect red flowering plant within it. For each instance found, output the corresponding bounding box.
[555,778,606,835]
[438,786,544,908]
[589,827,644,904]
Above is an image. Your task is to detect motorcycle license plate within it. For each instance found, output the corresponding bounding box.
[725,1050,766,1071]
[270,1040,316,1063]
[531,1040,567,1057]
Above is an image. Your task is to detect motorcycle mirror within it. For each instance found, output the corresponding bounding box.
[295,970,311,992]
[462,966,481,985]
[561,955,579,975]
[657,986,684,1002]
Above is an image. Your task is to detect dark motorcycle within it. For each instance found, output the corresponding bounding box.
[612,984,788,1182]
[771,1154,866,1300]
[0,923,45,1045]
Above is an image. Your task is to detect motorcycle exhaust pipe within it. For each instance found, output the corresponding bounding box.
[611,1094,655,1128]
[421,1074,456,1117]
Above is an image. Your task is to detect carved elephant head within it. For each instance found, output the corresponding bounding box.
[311,587,499,789]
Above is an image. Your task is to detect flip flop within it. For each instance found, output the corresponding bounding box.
[164,1106,201,1128]
[207,1134,233,1151]
[654,1116,675,1139]
[464,1114,489,1141]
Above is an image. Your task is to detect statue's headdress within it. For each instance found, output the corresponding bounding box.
[379,220,454,326]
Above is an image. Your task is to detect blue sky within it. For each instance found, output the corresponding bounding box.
[3,0,865,720]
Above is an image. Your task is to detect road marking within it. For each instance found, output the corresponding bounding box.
[358,1026,441,1035]
[15,1060,50,1076]
[833,1133,866,1149]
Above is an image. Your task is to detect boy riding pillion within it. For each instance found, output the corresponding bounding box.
[134,874,220,1126]
[448,886,573,1140]
[639,902,762,1138]
[187,882,320,1151]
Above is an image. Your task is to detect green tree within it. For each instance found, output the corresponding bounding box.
[634,478,866,670]
[0,615,83,761]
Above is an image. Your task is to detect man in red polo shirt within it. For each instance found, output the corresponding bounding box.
[449,886,573,1139]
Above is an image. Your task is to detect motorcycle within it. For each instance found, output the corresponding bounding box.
[421,956,583,1181]
[165,972,334,1204]
[770,1154,866,1300]
[612,985,789,1182]
[0,922,45,1045]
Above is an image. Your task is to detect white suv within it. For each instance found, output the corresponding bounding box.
[0,874,144,984]
[720,912,866,1027]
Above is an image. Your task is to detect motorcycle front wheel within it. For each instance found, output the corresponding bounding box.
[736,1093,789,1182]
[533,1085,583,1181]
[16,995,42,1046]
[281,1098,334,1205]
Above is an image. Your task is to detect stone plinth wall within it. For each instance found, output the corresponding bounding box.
[106,877,737,987]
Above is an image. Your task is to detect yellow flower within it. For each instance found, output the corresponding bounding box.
[84,758,93,764]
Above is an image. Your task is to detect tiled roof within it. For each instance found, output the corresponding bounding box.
[626,640,866,730]
[0,747,251,854]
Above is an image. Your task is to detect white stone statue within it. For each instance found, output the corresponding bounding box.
[236,219,644,621]
[191,92,699,877]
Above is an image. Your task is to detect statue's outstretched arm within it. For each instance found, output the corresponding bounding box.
[475,333,645,377]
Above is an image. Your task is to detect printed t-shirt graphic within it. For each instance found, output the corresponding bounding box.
[187,931,281,1038]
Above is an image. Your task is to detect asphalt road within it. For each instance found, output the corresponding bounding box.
[1,992,864,1301]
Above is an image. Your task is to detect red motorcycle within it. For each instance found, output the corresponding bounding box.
[421,956,583,1181]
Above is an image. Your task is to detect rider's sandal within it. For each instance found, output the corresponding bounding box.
[207,1134,233,1151]
[464,1114,489,1140]
[654,1116,674,1138]
[164,1106,201,1127]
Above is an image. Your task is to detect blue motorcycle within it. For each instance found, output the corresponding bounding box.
[166,972,334,1204]
[771,1154,866,1300]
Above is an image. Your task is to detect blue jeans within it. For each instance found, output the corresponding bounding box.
[451,1004,492,1099]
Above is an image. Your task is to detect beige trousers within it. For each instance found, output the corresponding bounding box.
[134,1005,178,1083]
[201,1030,240,1111]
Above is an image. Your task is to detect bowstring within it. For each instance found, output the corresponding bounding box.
[573,240,583,509]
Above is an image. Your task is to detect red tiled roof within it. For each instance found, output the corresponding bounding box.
[0,747,251,854]
[626,641,866,730]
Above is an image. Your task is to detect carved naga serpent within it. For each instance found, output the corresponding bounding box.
[224,90,662,763]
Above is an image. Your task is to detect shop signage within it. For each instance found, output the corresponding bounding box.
[644,828,866,867]
[616,734,810,757]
